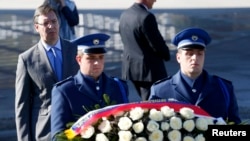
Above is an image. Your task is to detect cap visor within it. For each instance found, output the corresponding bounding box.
[180,44,205,49]
[84,48,107,54]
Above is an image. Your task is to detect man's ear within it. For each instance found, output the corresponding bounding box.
[75,55,81,64]
[34,24,39,32]
[176,52,181,63]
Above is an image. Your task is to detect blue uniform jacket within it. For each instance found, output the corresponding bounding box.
[51,71,128,140]
[149,70,241,124]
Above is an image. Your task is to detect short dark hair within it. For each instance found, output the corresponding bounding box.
[33,3,58,24]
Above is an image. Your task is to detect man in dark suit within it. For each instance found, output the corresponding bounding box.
[15,3,78,141]
[50,33,129,140]
[119,0,171,101]
[149,27,241,124]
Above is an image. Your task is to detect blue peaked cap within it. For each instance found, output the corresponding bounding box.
[172,27,211,49]
[72,33,110,54]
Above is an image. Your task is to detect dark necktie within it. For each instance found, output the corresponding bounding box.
[49,47,62,81]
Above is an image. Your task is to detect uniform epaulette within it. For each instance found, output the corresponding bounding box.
[55,76,73,86]
[154,76,172,84]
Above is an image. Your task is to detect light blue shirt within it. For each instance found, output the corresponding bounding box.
[42,39,63,80]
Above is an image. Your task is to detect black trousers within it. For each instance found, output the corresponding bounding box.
[132,81,153,101]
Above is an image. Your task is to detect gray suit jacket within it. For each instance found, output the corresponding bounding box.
[15,38,79,141]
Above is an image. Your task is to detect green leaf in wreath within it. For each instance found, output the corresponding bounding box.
[94,104,101,109]
[103,93,111,105]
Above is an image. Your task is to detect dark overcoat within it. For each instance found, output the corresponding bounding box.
[119,3,170,82]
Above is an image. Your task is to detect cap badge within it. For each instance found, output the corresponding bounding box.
[191,35,198,41]
[93,39,99,45]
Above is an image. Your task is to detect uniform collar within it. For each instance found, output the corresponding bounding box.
[180,72,204,86]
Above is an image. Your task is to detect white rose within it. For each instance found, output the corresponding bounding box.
[161,121,170,131]
[149,130,164,141]
[118,130,133,141]
[183,135,195,141]
[149,109,164,121]
[179,107,195,119]
[132,121,144,133]
[161,106,175,117]
[170,116,182,130]
[183,119,195,132]
[102,117,108,120]
[204,117,215,125]
[118,116,133,130]
[168,129,182,141]
[129,107,144,121]
[80,125,95,139]
[95,133,109,141]
[194,134,205,141]
[195,117,208,131]
[147,120,159,132]
[135,137,147,141]
[98,119,112,133]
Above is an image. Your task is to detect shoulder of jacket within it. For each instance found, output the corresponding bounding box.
[154,76,172,85]
[62,39,72,45]
[112,77,127,83]
[213,75,232,84]
[55,76,74,86]
[61,38,77,45]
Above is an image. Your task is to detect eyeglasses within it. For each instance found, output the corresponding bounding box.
[36,20,58,27]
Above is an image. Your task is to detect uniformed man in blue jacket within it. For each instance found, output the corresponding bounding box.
[51,33,129,140]
[148,27,241,124]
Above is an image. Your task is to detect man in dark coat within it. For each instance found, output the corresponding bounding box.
[149,27,241,124]
[119,0,171,100]
[51,33,129,140]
